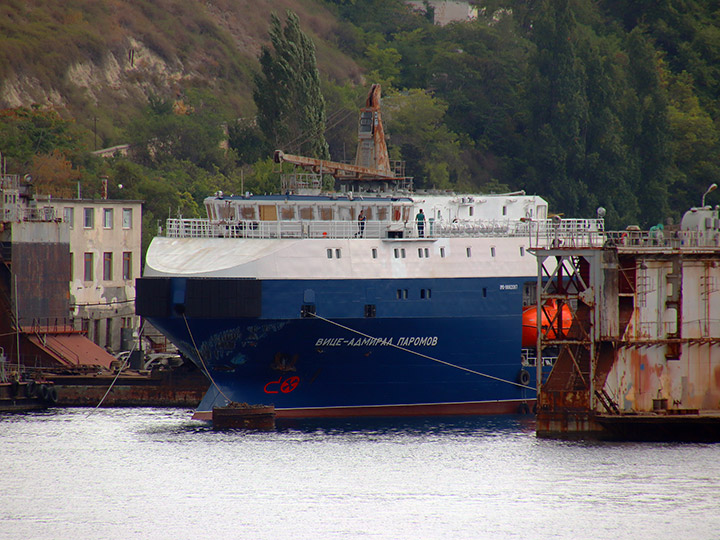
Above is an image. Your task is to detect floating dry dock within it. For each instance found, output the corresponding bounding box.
[532,208,720,441]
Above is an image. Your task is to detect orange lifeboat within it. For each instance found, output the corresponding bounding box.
[521,299,572,347]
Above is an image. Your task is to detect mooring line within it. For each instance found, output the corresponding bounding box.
[309,312,536,391]
[182,313,234,404]
[88,321,146,416]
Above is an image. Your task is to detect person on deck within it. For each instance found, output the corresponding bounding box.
[416,208,426,238]
[357,209,366,237]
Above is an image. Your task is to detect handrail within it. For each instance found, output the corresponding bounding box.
[163,217,607,242]
[160,216,720,249]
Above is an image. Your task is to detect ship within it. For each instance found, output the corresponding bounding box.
[136,85,603,419]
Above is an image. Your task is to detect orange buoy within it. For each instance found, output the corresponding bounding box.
[521,299,572,347]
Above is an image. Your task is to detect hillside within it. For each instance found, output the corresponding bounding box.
[1,0,720,239]
[0,0,363,148]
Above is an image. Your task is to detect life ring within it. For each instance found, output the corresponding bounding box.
[518,369,531,386]
[40,384,50,402]
[25,380,36,398]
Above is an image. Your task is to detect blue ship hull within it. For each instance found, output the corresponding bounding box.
[139,276,538,417]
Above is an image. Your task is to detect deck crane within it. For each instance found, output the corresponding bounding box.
[273,84,412,193]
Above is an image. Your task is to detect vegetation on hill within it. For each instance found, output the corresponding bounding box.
[0,0,719,254]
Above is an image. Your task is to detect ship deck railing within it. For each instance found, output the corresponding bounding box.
[163,217,607,242]
[161,217,720,248]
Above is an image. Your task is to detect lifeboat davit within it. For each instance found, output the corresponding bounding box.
[521,299,572,347]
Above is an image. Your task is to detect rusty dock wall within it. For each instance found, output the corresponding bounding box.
[532,233,720,440]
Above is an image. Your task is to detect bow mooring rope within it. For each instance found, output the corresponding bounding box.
[309,312,536,391]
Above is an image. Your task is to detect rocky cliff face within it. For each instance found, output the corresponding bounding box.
[0,0,362,143]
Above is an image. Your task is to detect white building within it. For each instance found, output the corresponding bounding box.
[406,1,478,26]
[35,196,143,352]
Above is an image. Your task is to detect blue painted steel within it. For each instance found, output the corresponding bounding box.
[147,276,537,412]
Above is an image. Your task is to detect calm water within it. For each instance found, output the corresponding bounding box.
[1,408,718,540]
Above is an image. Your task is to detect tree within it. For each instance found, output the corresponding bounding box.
[624,28,671,225]
[253,11,330,159]
[383,89,467,190]
[128,91,231,173]
[0,106,80,171]
[524,0,589,216]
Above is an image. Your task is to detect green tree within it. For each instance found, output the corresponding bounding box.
[525,0,589,216]
[363,42,402,85]
[383,89,467,190]
[666,70,720,212]
[624,28,671,225]
[128,91,232,173]
[253,11,330,159]
[0,106,81,171]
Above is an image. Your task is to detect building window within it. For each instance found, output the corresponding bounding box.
[69,252,74,279]
[103,252,113,281]
[103,208,113,229]
[372,248,377,259]
[84,253,94,281]
[122,252,132,280]
[122,208,132,229]
[84,208,94,229]
[64,207,74,229]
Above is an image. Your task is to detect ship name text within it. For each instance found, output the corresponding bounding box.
[315,336,438,347]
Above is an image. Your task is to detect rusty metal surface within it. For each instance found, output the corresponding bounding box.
[212,405,276,430]
[536,241,720,438]
[49,369,208,407]
[12,240,71,325]
[26,333,115,369]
